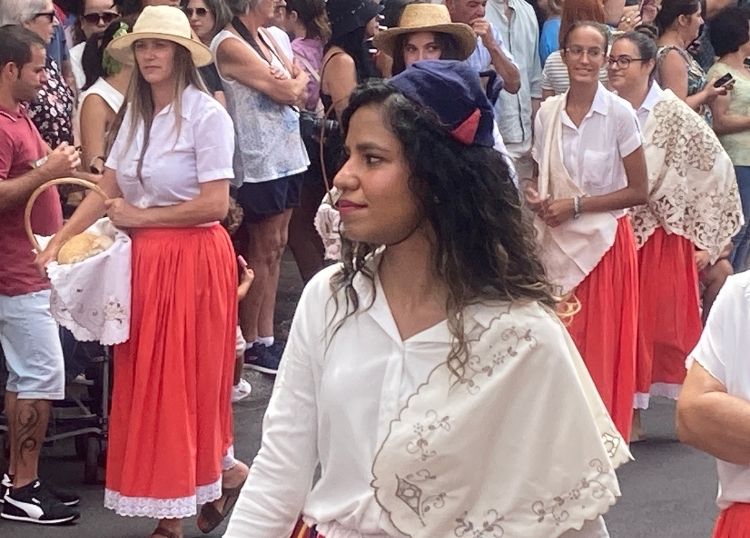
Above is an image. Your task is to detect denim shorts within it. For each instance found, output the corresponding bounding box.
[0,289,65,400]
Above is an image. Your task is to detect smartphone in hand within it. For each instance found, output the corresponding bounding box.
[713,73,734,88]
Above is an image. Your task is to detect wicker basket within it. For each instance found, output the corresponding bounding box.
[24,177,108,252]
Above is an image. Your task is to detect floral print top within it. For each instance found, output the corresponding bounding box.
[656,46,712,125]
[27,57,74,148]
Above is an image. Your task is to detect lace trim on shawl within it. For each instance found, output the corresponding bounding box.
[630,92,743,261]
[104,479,221,519]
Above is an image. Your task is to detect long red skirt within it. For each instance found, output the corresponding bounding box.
[105,225,237,519]
[713,503,750,537]
[634,227,702,408]
[568,217,638,442]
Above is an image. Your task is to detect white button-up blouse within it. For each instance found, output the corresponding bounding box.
[105,85,235,208]
[224,264,611,538]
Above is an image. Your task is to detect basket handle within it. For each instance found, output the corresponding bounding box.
[24,177,108,253]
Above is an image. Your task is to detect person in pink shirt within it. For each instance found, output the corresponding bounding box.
[0,25,81,526]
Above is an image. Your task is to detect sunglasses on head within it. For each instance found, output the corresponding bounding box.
[33,11,56,23]
[184,7,209,17]
[82,11,120,25]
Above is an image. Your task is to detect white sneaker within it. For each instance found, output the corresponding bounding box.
[231,378,252,403]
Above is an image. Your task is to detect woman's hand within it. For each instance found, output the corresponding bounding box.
[34,238,63,276]
[702,78,730,105]
[523,182,546,213]
[105,197,144,228]
[540,198,575,227]
[617,6,642,31]
[695,250,711,272]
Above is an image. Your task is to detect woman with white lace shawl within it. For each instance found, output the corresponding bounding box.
[527,21,648,442]
[607,29,743,440]
[225,60,630,538]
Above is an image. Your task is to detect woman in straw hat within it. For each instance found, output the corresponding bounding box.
[373,2,476,76]
[224,60,629,538]
[37,6,247,537]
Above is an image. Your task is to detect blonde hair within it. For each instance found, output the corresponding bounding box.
[110,42,208,179]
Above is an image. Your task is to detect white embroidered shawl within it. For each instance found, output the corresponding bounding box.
[371,301,631,538]
[630,90,743,261]
[534,95,619,294]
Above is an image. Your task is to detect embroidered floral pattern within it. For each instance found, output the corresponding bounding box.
[454,509,506,537]
[395,471,447,526]
[407,410,451,461]
[531,459,609,526]
[630,94,742,261]
[457,327,537,395]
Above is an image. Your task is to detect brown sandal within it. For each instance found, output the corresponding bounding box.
[151,527,181,538]
[196,480,246,534]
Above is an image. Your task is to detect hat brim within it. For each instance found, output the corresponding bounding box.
[106,32,213,68]
[373,23,476,62]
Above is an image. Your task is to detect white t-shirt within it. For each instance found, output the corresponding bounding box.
[105,85,235,208]
[533,83,642,198]
[70,41,86,91]
[688,272,750,509]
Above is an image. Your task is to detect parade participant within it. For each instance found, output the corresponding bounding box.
[213,0,310,374]
[77,16,134,174]
[445,0,520,92]
[0,25,81,526]
[224,59,630,538]
[655,0,725,122]
[541,0,608,98]
[36,7,246,537]
[677,273,750,537]
[608,29,741,440]
[184,0,232,105]
[707,6,750,272]
[529,21,648,441]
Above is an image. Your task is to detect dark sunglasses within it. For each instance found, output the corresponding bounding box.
[82,11,120,25]
[184,7,209,17]
[33,11,56,23]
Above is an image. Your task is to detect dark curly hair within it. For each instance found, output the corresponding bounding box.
[329,80,560,379]
[709,6,750,57]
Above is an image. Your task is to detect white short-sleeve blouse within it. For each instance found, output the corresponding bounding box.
[688,272,750,509]
[105,85,235,208]
[532,82,642,198]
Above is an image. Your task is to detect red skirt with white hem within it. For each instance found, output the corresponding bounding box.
[634,227,702,409]
[567,216,638,442]
[105,225,237,519]
[714,503,750,537]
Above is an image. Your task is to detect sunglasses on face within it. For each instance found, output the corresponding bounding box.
[33,11,56,23]
[184,7,209,17]
[82,11,120,25]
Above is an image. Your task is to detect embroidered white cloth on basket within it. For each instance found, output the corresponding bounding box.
[534,94,619,294]
[37,218,131,345]
[314,187,342,261]
[630,89,743,260]
[371,301,631,538]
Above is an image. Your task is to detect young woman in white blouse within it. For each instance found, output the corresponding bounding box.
[528,21,648,442]
[37,7,246,538]
[225,60,630,538]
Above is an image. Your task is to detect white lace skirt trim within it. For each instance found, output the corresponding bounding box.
[633,383,682,410]
[104,478,221,519]
[650,382,681,400]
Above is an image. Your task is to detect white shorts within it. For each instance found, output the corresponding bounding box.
[0,289,65,400]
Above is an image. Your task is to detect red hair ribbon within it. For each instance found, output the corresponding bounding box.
[450,108,481,145]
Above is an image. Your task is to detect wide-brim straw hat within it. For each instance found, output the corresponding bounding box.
[373,4,476,61]
[107,5,213,67]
